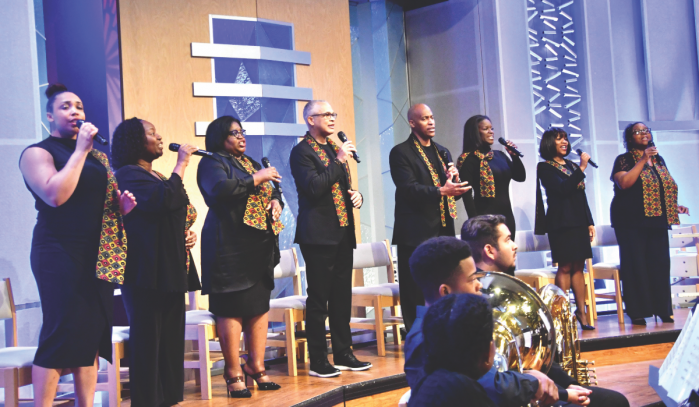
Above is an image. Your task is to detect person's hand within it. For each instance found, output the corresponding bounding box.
[504,140,519,157]
[254,167,282,184]
[336,141,357,164]
[76,121,98,153]
[524,370,559,406]
[579,152,591,172]
[440,178,471,197]
[117,189,137,216]
[349,190,363,208]
[185,230,197,249]
[679,205,690,215]
[588,225,595,243]
[566,386,591,406]
[446,163,459,182]
[266,199,283,221]
[641,146,658,164]
[176,144,199,167]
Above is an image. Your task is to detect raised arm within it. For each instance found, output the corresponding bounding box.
[116,168,188,213]
[538,163,586,195]
[290,147,346,200]
[507,151,527,182]
[197,156,253,203]
[613,148,654,190]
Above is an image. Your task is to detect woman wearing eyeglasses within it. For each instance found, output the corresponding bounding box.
[611,122,689,326]
[197,116,283,397]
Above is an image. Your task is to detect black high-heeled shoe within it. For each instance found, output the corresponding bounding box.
[655,315,674,323]
[243,364,281,391]
[224,375,251,398]
[631,318,647,326]
[574,310,595,330]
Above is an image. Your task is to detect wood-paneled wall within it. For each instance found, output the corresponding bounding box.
[118,0,358,288]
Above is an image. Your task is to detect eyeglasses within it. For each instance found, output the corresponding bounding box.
[229,129,247,139]
[632,128,651,136]
[310,112,338,120]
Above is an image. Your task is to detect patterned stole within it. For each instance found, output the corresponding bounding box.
[630,150,679,225]
[412,138,457,227]
[546,160,585,190]
[153,171,199,272]
[456,150,495,198]
[90,150,127,284]
[304,134,350,227]
[234,156,285,235]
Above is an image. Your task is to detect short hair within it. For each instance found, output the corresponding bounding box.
[302,100,328,123]
[462,115,491,153]
[623,122,646,152]
[111,117,146,169]
[45,83,69,114]
[460,214,507,263]
[205,115,242,152]
[422,293,493,379]
[409,236,473,303]
[539,127,570,160]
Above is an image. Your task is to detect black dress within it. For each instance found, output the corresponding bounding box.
[23,137,114,368]
[610,152,674,319]
[535,160,594,263]
[459,147,526,238]
[197,152,281,318]
[115,165,199,407]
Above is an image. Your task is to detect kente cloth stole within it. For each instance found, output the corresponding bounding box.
[305,134,350,227]
[630,150,680,225]
[456,150,495,198]
[235,157,285,235]
[90,150,127,284]
[546,160,585,190]
[153,171,199,272]
[413,139,457,227]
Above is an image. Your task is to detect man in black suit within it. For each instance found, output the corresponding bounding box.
[389,103,471,333]
[290,100,371,378]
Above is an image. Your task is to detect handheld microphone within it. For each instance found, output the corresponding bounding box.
[575,149,598,168]
[168,143,213,157]
[261,157,282,193]
[337,131,361,163]
[76,120,108,145]
[648,140,655,147]
[441,150,457,182]
[498,137,523,157]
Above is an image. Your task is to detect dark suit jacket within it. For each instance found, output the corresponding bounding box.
[535,160,594,235]
[389,134,459,247]
[197,152,283,294]
[289,134,357,247]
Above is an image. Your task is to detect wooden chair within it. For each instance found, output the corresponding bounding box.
[267,248,308,376]
[0,278,36,407]
[514,230,596,327]
[349,239,403,356]
[587,224,623,324]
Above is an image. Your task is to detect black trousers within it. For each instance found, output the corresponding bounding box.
[300,229,354,359]
[556,385,629,406]
[615,227,672,319]
[397,245,424,333]
[122,285,186,407]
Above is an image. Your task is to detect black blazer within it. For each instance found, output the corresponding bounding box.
[289,134,357,247]
[389,134,458,247]
[197,152,283,294]
[115,166,192,292]
[535,160,594,235]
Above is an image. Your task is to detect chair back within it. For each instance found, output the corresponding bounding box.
[514,230,551,252]
[669,225,699,249]
[0,279,17,347]
[273,248,301,295]
[591,224,617,247]
[352,240,395,283]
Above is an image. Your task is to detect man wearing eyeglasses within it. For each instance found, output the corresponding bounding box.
[389,103,471,334]
[290,100,370,378]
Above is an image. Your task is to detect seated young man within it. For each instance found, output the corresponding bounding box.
[461,215,630,407]
[409,293,498,407]
[404,236,567,406]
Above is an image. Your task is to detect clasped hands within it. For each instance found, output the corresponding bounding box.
[440,163,471,197]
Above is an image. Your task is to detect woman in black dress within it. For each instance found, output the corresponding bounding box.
[197,116,283,397]
[611,122,689,325]
[534,128,595,330]
[19,84,136,407]
[458,115,526,238]
[112,118,200,406]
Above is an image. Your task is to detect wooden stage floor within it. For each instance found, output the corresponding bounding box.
[116,309,689,407]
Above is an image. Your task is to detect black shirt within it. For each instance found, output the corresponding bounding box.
[610,152,668,229]
[409,369,497,407]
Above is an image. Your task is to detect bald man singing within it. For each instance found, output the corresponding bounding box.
[389,104,471,333]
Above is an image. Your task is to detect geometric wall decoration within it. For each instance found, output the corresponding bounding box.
[528,0,584,149]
